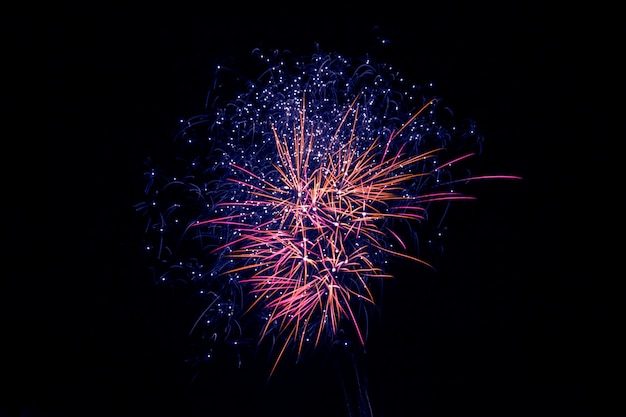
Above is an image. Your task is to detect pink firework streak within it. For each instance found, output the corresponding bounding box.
[136,47,521,376]
[191,94,520,374]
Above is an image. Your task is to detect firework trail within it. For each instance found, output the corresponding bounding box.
[135,45,520,380]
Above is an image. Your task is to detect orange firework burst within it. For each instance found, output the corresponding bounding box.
[191,94,519,374]
[136,46,521,376]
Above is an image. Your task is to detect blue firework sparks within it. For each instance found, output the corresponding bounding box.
[134,45,520,375]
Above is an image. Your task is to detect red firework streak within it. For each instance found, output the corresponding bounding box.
[193,95,521,375]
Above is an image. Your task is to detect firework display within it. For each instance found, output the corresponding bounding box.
[135,46,520,376]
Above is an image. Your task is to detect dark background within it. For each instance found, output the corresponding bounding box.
[4,2,623,417]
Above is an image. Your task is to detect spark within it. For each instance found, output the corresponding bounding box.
[135,46,521,376]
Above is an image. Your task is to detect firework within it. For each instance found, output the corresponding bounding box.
[135,45,520,376]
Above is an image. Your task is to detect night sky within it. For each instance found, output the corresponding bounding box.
[4,2,623,417]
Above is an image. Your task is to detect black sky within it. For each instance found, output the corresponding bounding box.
[4,2,624,417]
